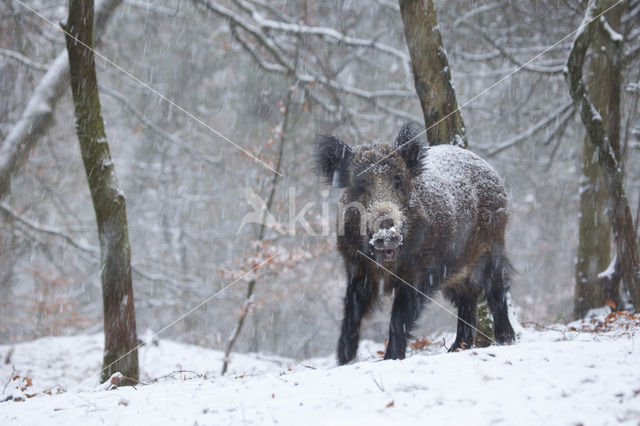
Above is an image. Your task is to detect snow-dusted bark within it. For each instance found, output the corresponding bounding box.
[574,1,624,318]
[63,0,138,384]
[398,0,467,147]
[566,0,640,312]
[0,0,122,201]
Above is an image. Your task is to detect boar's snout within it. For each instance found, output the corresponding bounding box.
[369,216,403,263]
[371,218,401,249]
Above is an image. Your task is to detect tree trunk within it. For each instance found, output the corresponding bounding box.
[566,0,640,313]
[63,0,139,385]
[398,0,498,342]
[0,0,122,201]
[573,0,623,318]
[575,146,610,317]
[398,0,467,147]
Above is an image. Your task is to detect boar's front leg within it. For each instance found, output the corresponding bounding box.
[385,285,423,360]
[337,274,374,365]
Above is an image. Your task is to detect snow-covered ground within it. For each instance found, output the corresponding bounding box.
[1,309,639,425]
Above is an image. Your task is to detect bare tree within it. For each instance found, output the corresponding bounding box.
[63,0,138,384]
[193,0,422,130]
[574,0,624,318]
[221,81,296,375]
[566,0,640,312]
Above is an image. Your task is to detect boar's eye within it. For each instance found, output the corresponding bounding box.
[393,175,403,190]
[353,180,369,196]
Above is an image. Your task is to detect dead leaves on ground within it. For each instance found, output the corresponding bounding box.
[2,374,63,402]
[410,337,432,351]
[377,337,433,358]
[569,310,640,334]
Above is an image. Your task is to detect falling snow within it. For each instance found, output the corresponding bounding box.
[2,1,640,424]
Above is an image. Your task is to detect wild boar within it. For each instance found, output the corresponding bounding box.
[314,123,515,364]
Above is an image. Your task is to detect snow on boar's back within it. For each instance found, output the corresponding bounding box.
[314,123,515,364]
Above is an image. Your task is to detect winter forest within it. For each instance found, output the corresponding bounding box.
[1,0,640,424]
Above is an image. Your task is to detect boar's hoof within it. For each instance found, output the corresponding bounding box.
[495,332,515,345]
[383,350,405,361]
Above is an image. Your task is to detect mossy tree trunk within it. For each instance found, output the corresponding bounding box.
[566,0,640,315]
[574,0,623,319]
[398,0,467,147]
[63,0,139,385]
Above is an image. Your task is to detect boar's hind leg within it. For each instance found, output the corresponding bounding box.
[384,285,424,360]
[481,249,515,345]
[447,282,479,352]
[337,275,374,365]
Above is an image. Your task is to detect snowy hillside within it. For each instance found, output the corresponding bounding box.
[1,309,639,425]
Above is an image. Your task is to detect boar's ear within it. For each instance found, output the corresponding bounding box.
[314,135,355,188]
[394,123,424,176]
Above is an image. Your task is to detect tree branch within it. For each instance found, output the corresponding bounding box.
[99,85,223,166]
[0,0,123,201]
[460,19,566,75]
[239,0,410,63]
[0,201,99,265]
[486,101,574,156]
[194,0,416,126]
[0,48,48,71]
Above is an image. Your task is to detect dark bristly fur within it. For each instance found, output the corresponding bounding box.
[314,123,515,365]
[393,122,424,176]
[313,135,355,188]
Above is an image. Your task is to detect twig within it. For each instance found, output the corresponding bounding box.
[441,337,449,351]
[296,361,316,370]
[370,372,385,392]
[241,0,410,63]
[99,85,222,166]
[486,101,574,156]
[455,19,566,75]
[0,48,48,71]
[152,370,203,381]
[0,201,99,255]
[2,367,17,394]
[544,106,576,171]
[4,348,13,365]
[124,0,184,16]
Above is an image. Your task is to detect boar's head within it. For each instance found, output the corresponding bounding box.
[315,124,424,265]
